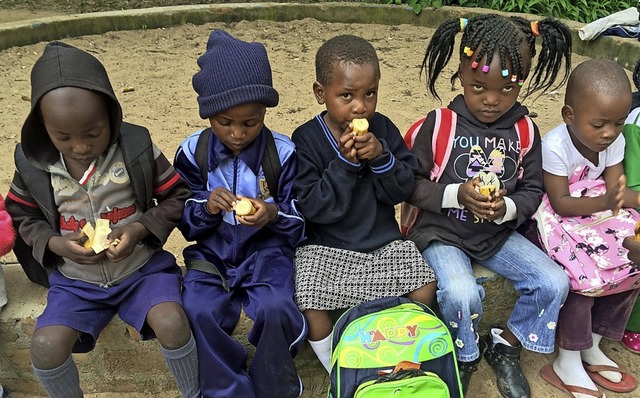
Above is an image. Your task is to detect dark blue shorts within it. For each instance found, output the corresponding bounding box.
[36,250,183,353]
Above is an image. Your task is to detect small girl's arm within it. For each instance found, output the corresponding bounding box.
[544,164,625,217]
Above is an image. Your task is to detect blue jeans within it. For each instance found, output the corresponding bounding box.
[422,232,569,362]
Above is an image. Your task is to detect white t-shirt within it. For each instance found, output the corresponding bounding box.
[542,124,625,179]
[626,107,640,125]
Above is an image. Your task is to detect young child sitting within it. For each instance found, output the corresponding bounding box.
[0,194,16,398]
[291,34,437,373]
[173,30,307,398]
[406,14,573,397]
[537,59,640,398]
[621,60,640,354]
[6,41,200,398]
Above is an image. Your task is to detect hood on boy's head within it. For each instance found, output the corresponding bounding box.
[192,30,279,119]
[21,41,122,167]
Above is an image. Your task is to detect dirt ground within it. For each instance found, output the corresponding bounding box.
[1,8,640,398]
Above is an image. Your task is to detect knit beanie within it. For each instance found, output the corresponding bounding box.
[192,30,279,119]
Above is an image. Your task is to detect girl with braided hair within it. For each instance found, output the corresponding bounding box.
[405,14,572,397]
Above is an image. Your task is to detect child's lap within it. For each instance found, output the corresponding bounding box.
[425,233,567,289]
[37,250,182,352]
[294,240,435,311]
[182,259,297,319]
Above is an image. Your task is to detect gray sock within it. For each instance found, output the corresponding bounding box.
[32,355,83,398]
[161,333,201,398]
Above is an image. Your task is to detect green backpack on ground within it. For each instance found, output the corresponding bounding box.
[329,296,463,398]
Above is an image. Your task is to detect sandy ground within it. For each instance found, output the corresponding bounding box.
[1,8,639,398]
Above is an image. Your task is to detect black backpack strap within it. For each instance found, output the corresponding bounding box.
[120,123,154,210]
[262,130,282,199]
[194,128,282,199]
[12,144,57,288]
[184,258,230,292]
[195,128,212,185]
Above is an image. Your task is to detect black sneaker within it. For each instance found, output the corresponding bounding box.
[483,332,531,398]
[458,359,479,396]
[0,385,9,398]
[457,338,487,396]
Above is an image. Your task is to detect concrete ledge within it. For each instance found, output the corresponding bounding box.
[0,3,639,70]
[0,262,515,395]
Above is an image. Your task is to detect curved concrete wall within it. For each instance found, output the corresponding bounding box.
[1,3,639,69]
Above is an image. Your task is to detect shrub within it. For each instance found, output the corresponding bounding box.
[389,0,637,23]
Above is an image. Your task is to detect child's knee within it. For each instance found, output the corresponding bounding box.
[258,296,299,324]
[30,327,76,369]
[148,303,192,348]
[406,282,437,307]
[539,269,570,299]
[437,277,482,305]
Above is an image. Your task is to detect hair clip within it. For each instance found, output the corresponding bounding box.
[511,74,517,82]
[482,65,490,73]
[518,79,525,86]
[471,60,479,69]
[530,21,540,37]
[463,46,474,57]
[460,18,468,32]
[502,69,509,77]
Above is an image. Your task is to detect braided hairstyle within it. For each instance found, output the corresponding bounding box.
[421,14,572,101]
[316,35,380,86]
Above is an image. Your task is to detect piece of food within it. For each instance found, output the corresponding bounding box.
[478,185,496,196]
[82,223,95,250]
[234,198,256,216]
[352,118,369,136]
[81,219,112,253]
[635,220,640,242]
[91,219,112,253]
[474,171,500,197]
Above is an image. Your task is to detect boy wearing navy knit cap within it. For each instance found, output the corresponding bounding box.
[173,30,307,398]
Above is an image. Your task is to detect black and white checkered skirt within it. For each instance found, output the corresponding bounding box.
[294,240,436,311]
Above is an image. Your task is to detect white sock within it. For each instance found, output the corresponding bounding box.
[491,327,512,347]
[554,348,598,398]
[308,334,332,374]
[581,333,622,383]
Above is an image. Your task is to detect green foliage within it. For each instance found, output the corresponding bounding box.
[385,0,637,23]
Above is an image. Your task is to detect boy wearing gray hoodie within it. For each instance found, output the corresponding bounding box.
[6,41,200,398]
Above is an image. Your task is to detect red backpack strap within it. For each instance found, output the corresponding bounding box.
[404,117,425,150]
[430,108,457,182]
[400,108,457,236]
[514,115,534,179]
[400,116,425,237]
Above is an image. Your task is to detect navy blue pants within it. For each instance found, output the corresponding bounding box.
[183,249,307,398]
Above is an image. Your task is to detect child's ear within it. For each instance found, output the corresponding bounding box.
[313,81,325,105]
[561,105,574,125]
